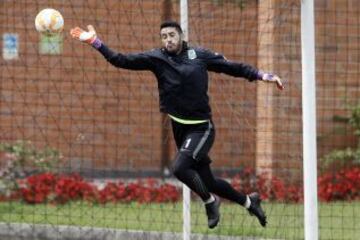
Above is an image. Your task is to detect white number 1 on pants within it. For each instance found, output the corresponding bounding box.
[184,138,191,149]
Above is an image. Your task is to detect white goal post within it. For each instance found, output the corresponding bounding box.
[301,0,319,239]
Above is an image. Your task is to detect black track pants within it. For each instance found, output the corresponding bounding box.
[171,120,246,204]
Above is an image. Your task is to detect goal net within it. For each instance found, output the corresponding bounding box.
[0,0,359,240]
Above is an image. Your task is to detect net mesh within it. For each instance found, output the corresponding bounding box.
[0,0,359,239]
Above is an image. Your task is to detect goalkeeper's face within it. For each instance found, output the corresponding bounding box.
[160,27,183,54]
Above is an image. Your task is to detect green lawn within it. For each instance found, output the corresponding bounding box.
[0,201,359,239]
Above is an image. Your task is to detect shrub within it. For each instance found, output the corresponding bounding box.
[0,141,62,197]
[320,104,360,171]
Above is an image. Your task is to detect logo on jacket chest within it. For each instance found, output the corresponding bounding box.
[187,49,197,59]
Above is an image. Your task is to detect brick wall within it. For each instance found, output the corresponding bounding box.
[1,0,359,180]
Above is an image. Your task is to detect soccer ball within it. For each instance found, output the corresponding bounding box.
[35,8,64,35]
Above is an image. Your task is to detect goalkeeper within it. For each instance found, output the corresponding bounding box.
[70,21,283,229]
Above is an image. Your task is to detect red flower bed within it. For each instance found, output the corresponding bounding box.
[230,167,303,203]
[17,173,180,204]
[20,172,57,204]
[230,166,360,203]
[318,167,360,202]
[97,179,180,204]
[2,167,359,205]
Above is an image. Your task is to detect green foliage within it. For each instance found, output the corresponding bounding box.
[320,105,360,170]
[0,141,62,196]
[349,104,360,138]
[321,148,360,171]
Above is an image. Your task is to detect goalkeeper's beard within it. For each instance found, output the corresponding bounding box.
[165,42,182,54]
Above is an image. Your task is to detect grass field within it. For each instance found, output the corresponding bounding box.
[0,201,359,239]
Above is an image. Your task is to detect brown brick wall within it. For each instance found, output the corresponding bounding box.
[315,0,360,158]
[1,0,359,180]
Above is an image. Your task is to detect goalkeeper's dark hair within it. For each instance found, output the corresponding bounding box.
[160,20,183,34]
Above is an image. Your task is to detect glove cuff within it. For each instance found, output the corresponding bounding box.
[257,70,264,80]
[91,37,102,49]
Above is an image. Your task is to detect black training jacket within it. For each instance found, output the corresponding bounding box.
[97,42,260,120]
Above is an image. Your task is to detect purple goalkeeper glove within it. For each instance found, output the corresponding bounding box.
[258,72,284,90]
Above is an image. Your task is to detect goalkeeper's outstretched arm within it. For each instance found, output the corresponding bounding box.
[70,25,154,71]
[202,49,284,90]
